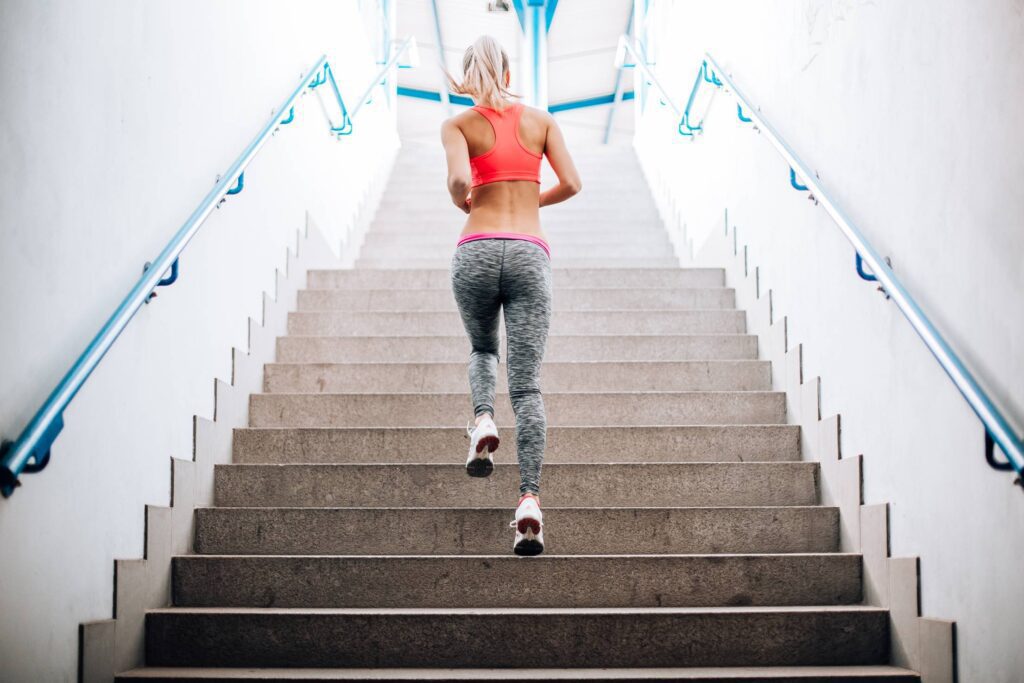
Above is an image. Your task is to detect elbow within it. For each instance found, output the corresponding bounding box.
[448,175,471,197]
[566,177,583,196]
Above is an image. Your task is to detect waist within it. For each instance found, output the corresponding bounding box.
[456,232,551,258]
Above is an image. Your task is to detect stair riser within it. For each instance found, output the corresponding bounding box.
[287,310,746,336]
[359,244,675,260]
[307,268,724,289]
[276,335,758,363]
[296,288,736,312]
[262,361,771,393]
[232,425,801,464]
[361,232,673,247]
[194,507,838,555]
[355,258,681,269]
[172,555,862,608]
[367,223,669,238]
[116,669,920,682]
[213,463,817,508]
[248,392,786,428]
[145,609,889,668]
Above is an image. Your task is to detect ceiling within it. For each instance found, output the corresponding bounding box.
[396,0,634,115]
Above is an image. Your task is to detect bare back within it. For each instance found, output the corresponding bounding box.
[441,99,581,238]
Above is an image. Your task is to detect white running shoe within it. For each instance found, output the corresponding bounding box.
[511,494,544,556]
[465,415,499,477]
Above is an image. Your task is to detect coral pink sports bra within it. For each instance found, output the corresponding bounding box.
[469,103,542,188]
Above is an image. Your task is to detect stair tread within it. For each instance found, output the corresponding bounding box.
[119,666,918,680]
[148,605,886,615]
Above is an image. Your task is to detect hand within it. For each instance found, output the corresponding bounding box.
[457,195,472,214]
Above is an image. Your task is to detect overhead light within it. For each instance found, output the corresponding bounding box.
[488,1,511,11]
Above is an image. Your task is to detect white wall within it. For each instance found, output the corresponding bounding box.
[632,1,1024,681]
[0,1,399,680]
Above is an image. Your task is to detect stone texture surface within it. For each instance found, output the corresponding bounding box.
[231,425,801,464]
[287,309,746,336]
[146,607,890,668]
[248,391,786,428]
[173,554,862,608]
[212,462,819,508]
[296,287,736,312]
[262,360,771,393]
[307,267,726,289]
[355,257,683,269]
[193,506,839,556]
[118,666,919,681]
[276,334,760,363]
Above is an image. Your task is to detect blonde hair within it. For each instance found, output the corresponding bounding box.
[447,36,518,110]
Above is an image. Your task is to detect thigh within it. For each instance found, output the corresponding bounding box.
[501,241,552,387]
[451,241,504,352]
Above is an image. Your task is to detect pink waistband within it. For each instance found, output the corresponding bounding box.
[456,232,551,258]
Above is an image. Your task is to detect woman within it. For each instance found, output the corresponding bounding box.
[441,35,582,556]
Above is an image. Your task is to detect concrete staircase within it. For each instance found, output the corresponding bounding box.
[119,143,918,681]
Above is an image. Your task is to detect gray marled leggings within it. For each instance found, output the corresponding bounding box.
[451,239,552,495]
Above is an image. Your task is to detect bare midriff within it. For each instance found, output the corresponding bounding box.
[459,180,546,239]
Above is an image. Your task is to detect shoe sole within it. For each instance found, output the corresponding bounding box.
[513,538,544,556]
[514,518,544,556]
[465,435,499,478]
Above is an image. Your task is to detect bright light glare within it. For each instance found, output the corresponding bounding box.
[397,37,419,69]
[614,35,635,69]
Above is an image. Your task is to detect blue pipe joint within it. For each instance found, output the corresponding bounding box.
[789,167,809,192]
[279,106,295,125]
[855,252,878,282]
[0,410,63,495]
[737,104,752,123]
[226,172,245,195]
[308,68,327,89]
[143,257,179,302]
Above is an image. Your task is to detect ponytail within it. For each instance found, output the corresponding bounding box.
[447,36,518,110]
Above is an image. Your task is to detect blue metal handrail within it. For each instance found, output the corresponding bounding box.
[620,39,1024,487]
[0,40,416,498]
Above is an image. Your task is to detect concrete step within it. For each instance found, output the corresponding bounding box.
[213,463,817,508]
[144,606,889,668]
[248,391,785,428]
[367,222,670,237]
[117,665,920,681]
[263,361,770,393]
[307,268,724,289]
[232,425,801,464]
[296,288,736,312]
[376,184,658,198]
[360,232,672,247]
[354,257,681,269]
[172,554,862,608]
[286,310,746,336]
[359,244,675,260]
[193,506,839,555]
[370,210,665,222]
[276,334,758,363]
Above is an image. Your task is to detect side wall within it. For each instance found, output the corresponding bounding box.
[631,1,1024,681]
[0,2,399,680]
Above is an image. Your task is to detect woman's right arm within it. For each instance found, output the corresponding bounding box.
[441,118,472,213]
[539,113,582,208]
